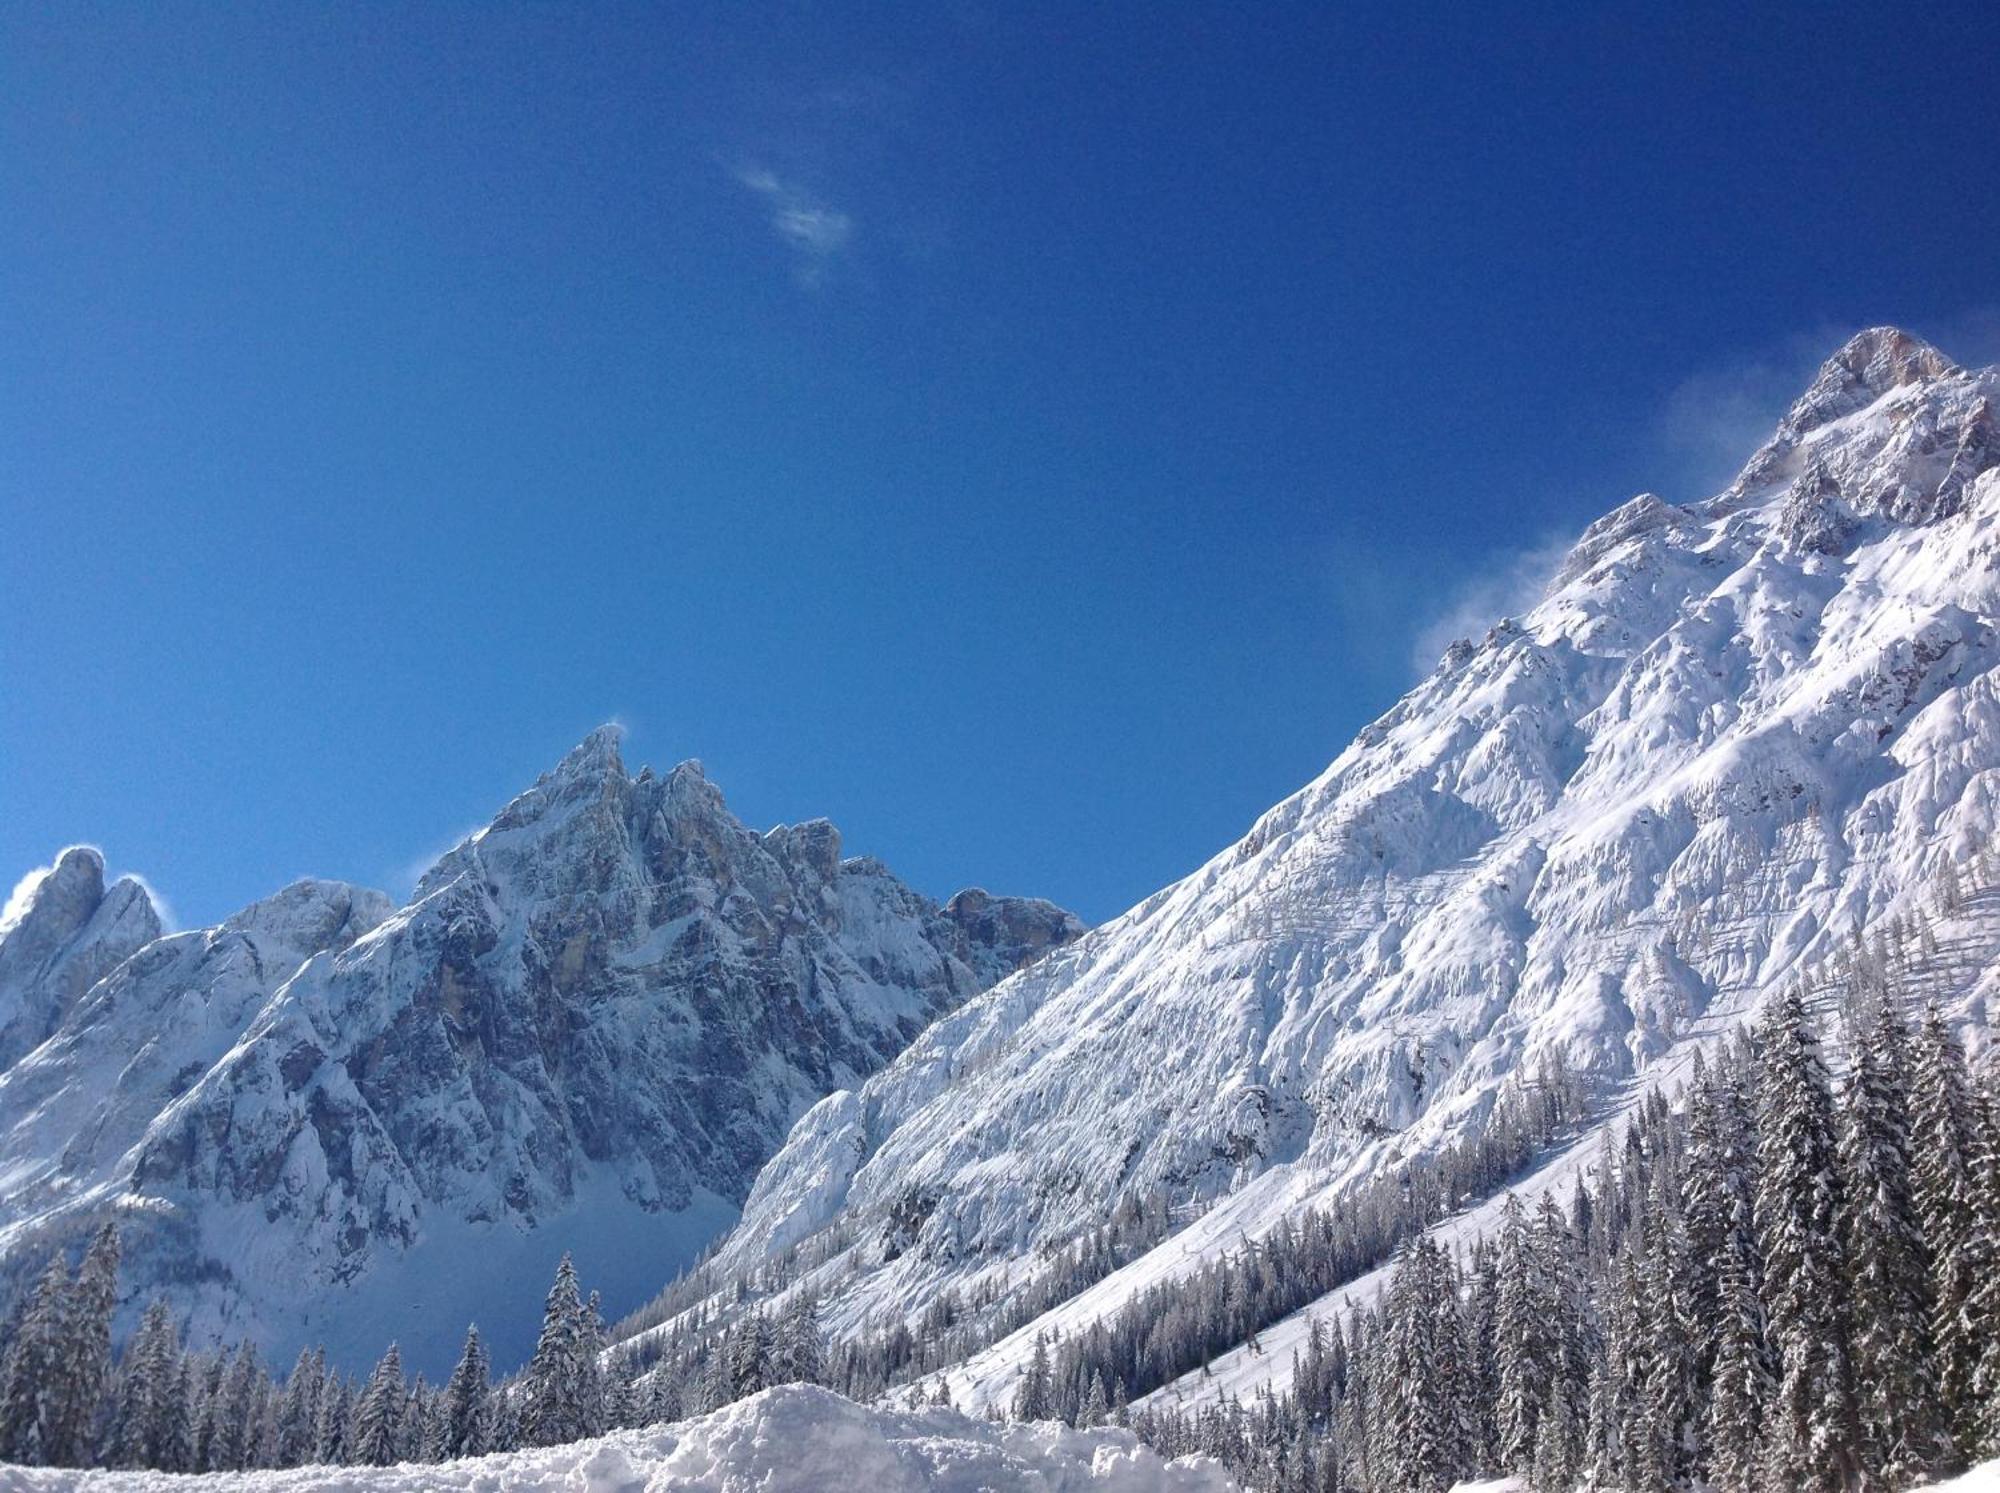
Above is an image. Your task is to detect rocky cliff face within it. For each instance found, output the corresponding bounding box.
[0,847,164,1072]
[671,330,2000,1400]
[0,731,1079,1372]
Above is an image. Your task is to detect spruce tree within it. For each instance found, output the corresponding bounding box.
[1493,1194,1545,1473]
[352,1343,407,1466]
[438,1324,491,1460]
[775,1293,825,1386]
[1080,1370,1110,1427]
[274,1346,324,1467]
[1838,994,1944,1482]
[1754,988,1861,1493]
[156,1356,194,1474]
[521,1253,588,1446]
[579,1290,608,1436]
[1910,1002,1986,1460]
[45,1223,118,1466]
[313,1372,351,1465]
[0,1253,72,1464]
[1013,1334,1054,1421]
[110,1299,177,1468]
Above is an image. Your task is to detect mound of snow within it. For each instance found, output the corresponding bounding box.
[0,1385,1237,1492]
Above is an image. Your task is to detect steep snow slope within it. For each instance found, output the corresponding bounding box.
[0,1384,1237,1493]
[666,329,2000,1399]
[0,731,1079,1374]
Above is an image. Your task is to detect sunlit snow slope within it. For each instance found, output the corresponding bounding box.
[0,1384,1237,1493]
[667,329,2000,1409]
[0,733,1079,1374]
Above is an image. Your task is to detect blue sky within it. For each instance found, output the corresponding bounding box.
[5,3,2000,930]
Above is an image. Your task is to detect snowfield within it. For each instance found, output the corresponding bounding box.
[0,1386,1237,1492]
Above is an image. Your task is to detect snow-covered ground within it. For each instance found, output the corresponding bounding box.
[0,1386,1237,1492]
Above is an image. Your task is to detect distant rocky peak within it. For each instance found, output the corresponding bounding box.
[0,845,165,1069]
[1782,325,1959,436]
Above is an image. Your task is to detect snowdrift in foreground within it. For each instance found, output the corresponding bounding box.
[0,1385,1237,1492]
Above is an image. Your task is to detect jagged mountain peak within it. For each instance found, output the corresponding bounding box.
[0,735,1081,1373]
[1785,324,1961,435]
[667,322,2000,1413]
[0,845,164,1071]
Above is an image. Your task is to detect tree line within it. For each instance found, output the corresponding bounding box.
[1121,991,2000,1493]
[0,1242,830,1472]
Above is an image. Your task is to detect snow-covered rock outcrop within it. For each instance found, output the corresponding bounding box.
[0,1383,1238,1492]
[676,328,2000,1392]
[0,847,163,1072]
[0,732,1079,1373]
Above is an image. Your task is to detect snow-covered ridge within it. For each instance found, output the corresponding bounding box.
[0,731,1080,1375]
[0,1384,1238,1492]
[673,328,2000,1404]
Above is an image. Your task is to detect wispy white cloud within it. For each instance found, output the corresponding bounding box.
[391,826,485,901]
[123,872,178,933]
[0,864,53,940]
[1651,329,1843,500]
[735,166,853,282]
[0,848,178,936]
[1408,532,1577,679]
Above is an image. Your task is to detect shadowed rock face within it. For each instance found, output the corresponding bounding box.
[0,733,1080,1368]
[0,846,162,1071]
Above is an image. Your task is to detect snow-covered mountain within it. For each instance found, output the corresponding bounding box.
[664,327,2000,1405]
[0,730,1079,1374]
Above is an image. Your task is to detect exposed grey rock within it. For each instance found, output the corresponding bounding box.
[0,733,1078,1372]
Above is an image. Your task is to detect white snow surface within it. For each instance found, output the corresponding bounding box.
[659,328,2000,1413]
[0,736,1079,1376]
[0,1386,1237,1493]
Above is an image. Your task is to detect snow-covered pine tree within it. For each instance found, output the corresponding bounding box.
[45,1223,118,1467]
[1493,1194,1545,1474]
[774,1292,825,1386]
[312,1370,351,1465]
[1639,1202,1697,1492]
[109,1299,177,1468]
[1013,1333,1054,1421]
[727,1312,773,1401]
[273,1345,324,1467]
[148,1355,190,1474]
[438,1324,491,1460]
[0,1253,71,1464]
[191,1350,226,1472]
[645,1362,685,1425]
[351,1342,407,1466]
[209,1342,266,1470]
[520,1253,588,1446]
[1079,1370,1109,1427]
[1838,992,1945,1483]
[579,1289,608,1437]
[1378,1238,1457,1493]
[1706,1214,1772,1493]
[1910,1002,1987,1462]
[1754,987,1861,1493]
[1968,1078,2000,1458]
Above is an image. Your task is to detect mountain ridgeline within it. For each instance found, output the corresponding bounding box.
[622,327,2000,1416]
[0,731,1080,1374]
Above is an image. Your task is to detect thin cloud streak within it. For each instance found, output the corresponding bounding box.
[734,166,853,280]
[1408,532,1577,679]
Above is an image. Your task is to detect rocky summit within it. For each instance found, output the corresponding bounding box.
[0,730,1079,1373]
